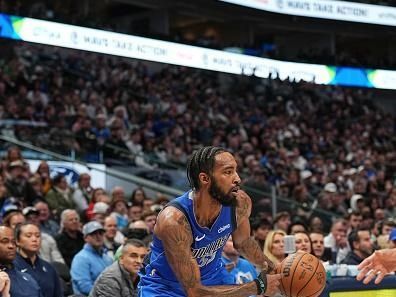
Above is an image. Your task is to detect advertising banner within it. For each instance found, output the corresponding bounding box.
[220,0,396,27]
[1,13,396,89]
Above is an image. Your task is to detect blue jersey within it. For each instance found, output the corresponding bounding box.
[139,191,237,297]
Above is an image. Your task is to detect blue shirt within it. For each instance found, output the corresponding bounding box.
[70,243,113,295]
[221,256,257,284]
[1,264,42,297]
[139,191,237,296]
[14,254,62,297]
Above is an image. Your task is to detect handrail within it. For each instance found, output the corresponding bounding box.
[0,135,184,197]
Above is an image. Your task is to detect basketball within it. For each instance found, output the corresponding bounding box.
[277,251,326,297]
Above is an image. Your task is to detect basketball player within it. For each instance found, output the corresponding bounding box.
[356,248,396,284]
[138,146,281,296]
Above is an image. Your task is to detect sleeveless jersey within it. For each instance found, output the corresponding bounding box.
[139,191,237,296]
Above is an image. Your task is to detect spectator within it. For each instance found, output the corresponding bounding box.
[324,219,350,264]
[141,210,157,234]
[13,223,62,297]
[71,221,112,295]
[341,228,373,265]
[288,219,308,235]
[72,173,92,213]
[111,186,126,202]
[35,161,51,195]
[55,209,84,268]
[45,175,75,220]
[110,197,128,230]
[294,231,312,254]
[0,225,41,297]
[92,202,110,225]
[22,207,65,264]
[128,204,143,222]
[309,232,328,261]
[86,188,106,221]
[103,216,124,259]
[4,160,33,205]
[2,206,25,229]
[90,239,147,297]
[272,212,291,233]
[346,211,363,234]
[33,200,59,237]
[130,188,146,206]
[221,236,257,284]
[263,230,286,265]
[250,217,271,251]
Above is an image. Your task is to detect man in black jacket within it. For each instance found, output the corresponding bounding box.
[341,228,373,265]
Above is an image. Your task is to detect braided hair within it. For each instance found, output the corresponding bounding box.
[186,146,227,191]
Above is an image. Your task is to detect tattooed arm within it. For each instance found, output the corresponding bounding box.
[232,190,275,273]
[156,206,258,297]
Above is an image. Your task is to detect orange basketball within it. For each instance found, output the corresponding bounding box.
[277,251,326,297]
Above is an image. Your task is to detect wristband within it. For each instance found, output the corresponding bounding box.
[254,273,267,295]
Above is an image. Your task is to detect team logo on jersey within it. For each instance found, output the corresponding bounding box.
[192,234,229,267]
[218,224,230,233]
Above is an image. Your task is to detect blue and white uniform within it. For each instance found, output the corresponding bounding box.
[139,191,237,296]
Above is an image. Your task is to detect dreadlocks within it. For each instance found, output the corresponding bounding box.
[186,146,227,190]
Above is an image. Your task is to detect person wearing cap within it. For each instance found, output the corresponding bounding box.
[92,202,110,226]
[33,200,59,238]
[70,221,112,295]
[90,239,147,297]
[4,160,33,205]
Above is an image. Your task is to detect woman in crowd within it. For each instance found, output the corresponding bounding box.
[14,223,62,297]
[36,161,52,195]
[294,231,312,254]
[130,187,146,206]
[86,187,107,220]
[263,230,286,265]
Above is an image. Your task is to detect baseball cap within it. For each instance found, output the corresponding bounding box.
[2,204,21,218]
[389,228,396,241]
[324,183,337,193]
[93,202,109,215]
[22,207,40,217]
[82,221,105,236]
[8,160,25,170]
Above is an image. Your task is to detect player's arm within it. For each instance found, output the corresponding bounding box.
[156,207,258,297]
[232,190,275,273]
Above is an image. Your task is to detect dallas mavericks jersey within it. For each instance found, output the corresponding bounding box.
[139,191,237,296]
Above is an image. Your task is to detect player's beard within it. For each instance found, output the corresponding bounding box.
[209,177,237,207]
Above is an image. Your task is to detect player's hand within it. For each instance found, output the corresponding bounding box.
[256,272,281,296]
[356,250,392,284]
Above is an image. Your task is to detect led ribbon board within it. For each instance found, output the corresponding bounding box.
[220,0,396,27]
[1,13,396,89]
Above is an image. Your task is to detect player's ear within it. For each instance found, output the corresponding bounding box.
[198,172,210,186]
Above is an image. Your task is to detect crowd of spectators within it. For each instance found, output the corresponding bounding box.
[0,37,395,295]
[1,41,396,220]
